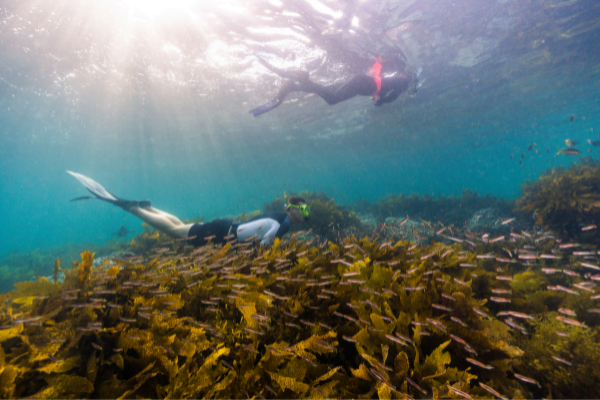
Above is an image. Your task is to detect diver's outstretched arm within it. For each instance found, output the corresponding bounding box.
[67,171,193,238]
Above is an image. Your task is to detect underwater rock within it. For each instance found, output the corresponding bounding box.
[354,189,514,229]
[465,207,531,233]
[466,208,503,231]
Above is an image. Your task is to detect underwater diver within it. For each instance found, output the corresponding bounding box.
[249,55,420,117]
[67,171,309,247]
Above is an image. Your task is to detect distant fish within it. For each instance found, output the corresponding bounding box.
[569,114,575,121]
[546,147,550,153]
[556,148,581,156]
[587,139,600,147]
[479,382,508,400]
[112,225,132,238]
[514,373,541,387]
[528,143,536,151]
[447,385,472,399]
[552,356,573,366]
[565,139,578,148]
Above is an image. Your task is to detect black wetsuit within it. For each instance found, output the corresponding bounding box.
[187,213,290,247]
[250,58,412,116]
[281,74,408,106]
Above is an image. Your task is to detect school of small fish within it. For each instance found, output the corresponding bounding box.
[1,213,599,399]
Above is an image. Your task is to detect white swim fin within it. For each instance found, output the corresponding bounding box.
[67,171,119,203]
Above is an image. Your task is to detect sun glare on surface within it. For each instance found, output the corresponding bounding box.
[120,0,250,18]
[120,0,194,16]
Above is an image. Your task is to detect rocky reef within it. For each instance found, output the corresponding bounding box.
[353,189,515,230]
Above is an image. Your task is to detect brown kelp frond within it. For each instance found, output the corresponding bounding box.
[1,206,599,399]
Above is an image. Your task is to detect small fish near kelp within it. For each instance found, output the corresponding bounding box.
[556,148,581,156]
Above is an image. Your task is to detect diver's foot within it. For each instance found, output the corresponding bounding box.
[115,200,139,210]
[139,200,152,209]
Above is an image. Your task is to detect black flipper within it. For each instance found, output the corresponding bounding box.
[70,196,94,202]
[249,99,282,117]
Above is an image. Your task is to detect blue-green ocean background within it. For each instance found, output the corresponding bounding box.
[1,0,599,262]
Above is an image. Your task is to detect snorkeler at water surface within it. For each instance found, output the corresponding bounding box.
[67,171,308,247]
[249,55,420,117]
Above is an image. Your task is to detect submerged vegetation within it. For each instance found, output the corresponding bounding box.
[2,172,600,399]
[0,241,127,294]
[516,158,600,236]
[1,218,599,399]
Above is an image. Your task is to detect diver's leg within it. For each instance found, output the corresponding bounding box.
[67,171,194,238]
[127,205,193,238]
[141,204,186,226]
[255,56,309,82]
[249,80,303,116]
[300,74,376,105]
[250,74,376,115]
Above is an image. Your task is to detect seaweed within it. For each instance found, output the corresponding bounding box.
[517,315,600,398]
[0,241,127,294]
[515,158,600,236]
[1,211,599,399]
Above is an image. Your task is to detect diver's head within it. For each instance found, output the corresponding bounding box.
[285,196,309,223]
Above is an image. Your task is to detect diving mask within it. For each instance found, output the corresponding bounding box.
[287,203,310,218]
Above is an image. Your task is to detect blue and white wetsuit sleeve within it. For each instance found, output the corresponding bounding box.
[259,223,280,246]
[235,218,281,246]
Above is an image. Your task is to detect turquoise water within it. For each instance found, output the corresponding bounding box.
[1,0,599,256]
[2,2,600,398]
